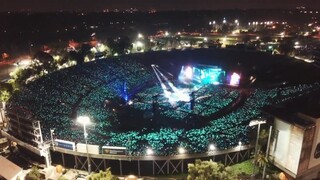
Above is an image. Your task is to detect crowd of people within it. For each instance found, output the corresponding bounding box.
[7,56,320,155]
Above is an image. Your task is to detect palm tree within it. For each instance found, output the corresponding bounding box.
[0,90,10,102]
[254,151,269,175]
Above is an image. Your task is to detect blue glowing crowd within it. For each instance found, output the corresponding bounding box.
[7,57,320,155]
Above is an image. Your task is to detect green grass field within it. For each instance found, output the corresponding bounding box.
[231,159,254,175]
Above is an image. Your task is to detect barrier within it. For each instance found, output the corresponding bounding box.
[54,139,75,151]
[76,143,100,155]
[102,146,126,155]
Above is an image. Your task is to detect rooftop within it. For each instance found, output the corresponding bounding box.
[263,89,320,128]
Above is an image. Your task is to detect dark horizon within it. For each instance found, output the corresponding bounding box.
[1,0,319,12]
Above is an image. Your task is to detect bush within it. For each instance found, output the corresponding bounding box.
[187,159,236,180]
[88,168,117,180]
[25,166,41,180]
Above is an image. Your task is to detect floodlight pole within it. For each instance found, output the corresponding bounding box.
[253,122,261,175]
[250,119,266,176]
[50,128,55,150]
[78,116,91,174]
[262,126,273,180]
[83,122,91,174]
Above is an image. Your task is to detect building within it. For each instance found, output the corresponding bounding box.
[264,90,320,180]
[0,156,23,180]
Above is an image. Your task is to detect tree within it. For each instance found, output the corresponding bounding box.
[0,82,13,102]
[107,36,132,55]
[255,151,269,173]
[69,43,92,65]
[32,51,57,74]
[258,129,269,151]
[0,90,10,102]
[220,24,229,34]
[118,36,132,54]
[242,35,251,44]
[57,54,71,67]
[188,159,236,180]
[88,168,117,180]
[0,82,13,92]
[278,38,294,56]
[7,51,61,91]
[25,166,41,180]
[8,67,35,90]
[261,36,272,43]
[189,38,196,48]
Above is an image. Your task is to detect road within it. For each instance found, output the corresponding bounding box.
[0,64,17,82]
[0,64,16,82]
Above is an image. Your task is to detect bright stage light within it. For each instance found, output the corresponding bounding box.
[176,90,191,102]
[160,83,167,90]
[164,88,191,105]
[127,100,133,105]
[185,66,193,79]
[230,72,240,86]
[178,66,194,84]
[154,64,226,107]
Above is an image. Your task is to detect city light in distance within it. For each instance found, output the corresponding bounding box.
[138,33,143,39]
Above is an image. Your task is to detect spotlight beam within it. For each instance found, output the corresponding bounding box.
[152,64,191,105]
[154,66,179,92]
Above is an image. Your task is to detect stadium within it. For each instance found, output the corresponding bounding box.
[3,48,320,174]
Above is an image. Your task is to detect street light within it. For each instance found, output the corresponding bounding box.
[77,116,91,174]
[262,126,273,180]
[223,18,227,24]
[209,144,216,151]
[178,147,186,154]
[146,148,153,155]
[50,128,55,150]
[249,119,266,176]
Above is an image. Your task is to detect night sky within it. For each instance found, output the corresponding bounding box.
[1,0,319,12]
